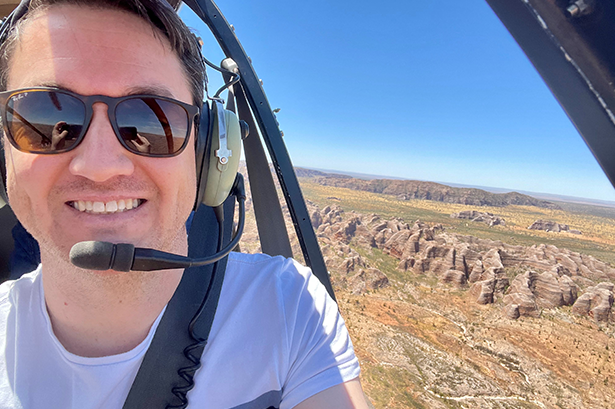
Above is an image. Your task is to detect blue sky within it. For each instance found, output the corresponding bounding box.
[180,0,615,202]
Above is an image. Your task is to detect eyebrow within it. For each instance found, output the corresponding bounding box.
[124,85,176,99]
[32,82,176,99]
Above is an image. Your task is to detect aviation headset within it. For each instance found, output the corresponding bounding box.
[0,0,244,210]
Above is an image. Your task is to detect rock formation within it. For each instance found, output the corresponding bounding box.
[467,249,509,304]
[572,282,614,322]
[450,210,505,226]
[308,202,614,319]
[314,208,389,295]
[502,269,578,319]
[528,219,582,234]
[348,268,389,295]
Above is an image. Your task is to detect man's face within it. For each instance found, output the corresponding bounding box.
[5,5,197,260]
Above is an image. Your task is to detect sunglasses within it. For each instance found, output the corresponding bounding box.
[0,87,200,157]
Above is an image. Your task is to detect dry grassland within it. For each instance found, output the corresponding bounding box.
[299,180,615,265]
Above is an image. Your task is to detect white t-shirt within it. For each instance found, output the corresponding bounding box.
[0,252,360,409]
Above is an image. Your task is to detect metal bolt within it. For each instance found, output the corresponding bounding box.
[567,0,594,17]
[220,157,228,165]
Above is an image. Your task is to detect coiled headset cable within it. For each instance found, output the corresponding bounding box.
[167,177,245,409]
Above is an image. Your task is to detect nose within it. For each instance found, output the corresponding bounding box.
[69,104,135,182]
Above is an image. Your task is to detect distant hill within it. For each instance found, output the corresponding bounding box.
[295,168,561,209]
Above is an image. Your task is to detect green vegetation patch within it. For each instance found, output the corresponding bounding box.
[352,245,438,288]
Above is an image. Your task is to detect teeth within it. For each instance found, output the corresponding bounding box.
[72,199,142,214]
[105,201,118,212]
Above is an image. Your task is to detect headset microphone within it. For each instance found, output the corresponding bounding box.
[70,236,234,272]
[69,174,245,273]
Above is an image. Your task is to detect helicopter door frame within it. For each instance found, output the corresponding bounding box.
[183,0,336,300]
[485,0,615,190]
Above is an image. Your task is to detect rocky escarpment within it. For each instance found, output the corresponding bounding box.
[309,202,615,322]
[528,219,582,234]
[451,210,505,226]
[297,168,561,209]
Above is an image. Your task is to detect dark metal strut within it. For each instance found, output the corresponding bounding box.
[485,0,615,190]
[183,0,335,300]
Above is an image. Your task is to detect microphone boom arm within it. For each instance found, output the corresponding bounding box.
[132,196,245,271]
[69,174,246,273]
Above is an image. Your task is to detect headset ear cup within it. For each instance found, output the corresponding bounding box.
[198,101,242,208]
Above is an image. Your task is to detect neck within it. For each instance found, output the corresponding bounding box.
[41,246,184,358]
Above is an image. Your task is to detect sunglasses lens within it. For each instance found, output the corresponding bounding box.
[116,98,190,156]
[6,91,85,153]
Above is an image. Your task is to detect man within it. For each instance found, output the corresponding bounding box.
[0,1,369,408]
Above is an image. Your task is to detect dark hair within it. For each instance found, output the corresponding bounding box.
[0,0,206,106]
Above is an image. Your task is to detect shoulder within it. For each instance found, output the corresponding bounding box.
[195,253,359,409]
[225,255,360,408]
[0,266,41,309]
[224,252,341,341]
[226,251,309,278]
[225,252,329,304]
[0,267,42,343]
[218,252,338,338]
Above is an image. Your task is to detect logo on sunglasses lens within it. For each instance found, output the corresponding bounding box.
[13,92,27,101]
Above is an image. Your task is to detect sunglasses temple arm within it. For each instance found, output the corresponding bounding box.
[143,99,174,153]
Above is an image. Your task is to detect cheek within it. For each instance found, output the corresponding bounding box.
[179,155,197,211]
[149,149,196,214]
[5,150,61,228]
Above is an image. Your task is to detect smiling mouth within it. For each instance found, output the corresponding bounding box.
[68,199,145,215]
